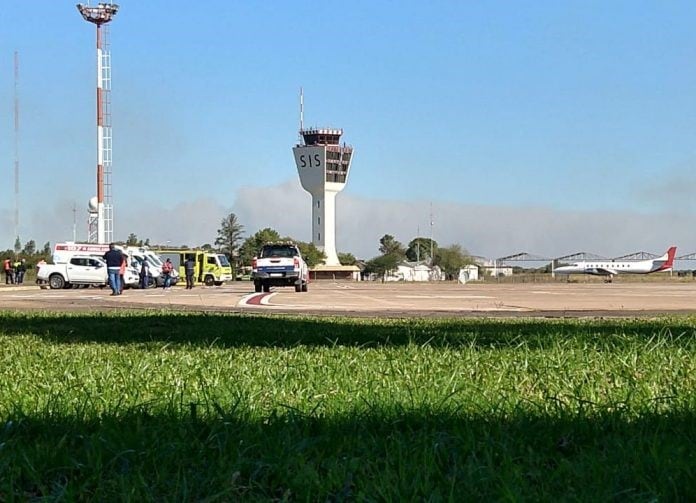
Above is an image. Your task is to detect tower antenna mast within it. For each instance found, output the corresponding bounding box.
[299,87,304,143]
[14,51,20,248]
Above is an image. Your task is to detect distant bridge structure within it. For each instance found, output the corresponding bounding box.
[493,252,553,277]
[554,252,606,263]
[496,252,551,263]
[612,251,660,260]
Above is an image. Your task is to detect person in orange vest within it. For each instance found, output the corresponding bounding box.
[3,258,14,284]
[161,258,174,290]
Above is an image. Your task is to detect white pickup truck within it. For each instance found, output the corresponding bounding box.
[52,242,172,288]
[38,255,109,289]
[251,243,309,293]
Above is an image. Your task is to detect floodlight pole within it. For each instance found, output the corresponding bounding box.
[77,3,119,243]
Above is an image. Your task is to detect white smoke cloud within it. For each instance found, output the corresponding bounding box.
[231,181,694,259]
[5,180,695,259]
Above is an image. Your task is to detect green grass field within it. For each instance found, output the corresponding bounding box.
[1,311,695,500]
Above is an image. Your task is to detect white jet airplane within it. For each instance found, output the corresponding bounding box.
[554,247,677,279]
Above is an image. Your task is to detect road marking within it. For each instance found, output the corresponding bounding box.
[238,292,276,307]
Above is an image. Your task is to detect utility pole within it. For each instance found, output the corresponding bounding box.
[72,203,77,242]
[14,51,20,248]
[429,203,434,265]
[416,225,420,262]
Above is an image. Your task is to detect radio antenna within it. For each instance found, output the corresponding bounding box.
[299,87,305,144]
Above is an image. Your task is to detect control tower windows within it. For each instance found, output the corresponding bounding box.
[326,159,348,183]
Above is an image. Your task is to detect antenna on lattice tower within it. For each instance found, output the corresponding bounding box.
[14,50,20,247]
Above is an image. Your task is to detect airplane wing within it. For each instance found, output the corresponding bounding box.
[595,267,617,276]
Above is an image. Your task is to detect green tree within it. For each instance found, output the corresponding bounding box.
[42,242,51,255]
[378,234,406,258]
[434,244,474,279]
[406,237,438,263]
[215,213,245,258]
[143,238,150,247]
[201,243,213,251]
[22,240,36,256]
[364,253,400,281]
[238,228,281,266]
[296,241,327,267]
[126,233,139,246]
[338,252,357,266]
[14,237,21,254]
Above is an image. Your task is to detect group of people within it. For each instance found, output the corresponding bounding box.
[102,244,177,295]
[3,258,27,285]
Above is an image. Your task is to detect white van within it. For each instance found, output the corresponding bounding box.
[53,242,143,289]
[125,247,179,286]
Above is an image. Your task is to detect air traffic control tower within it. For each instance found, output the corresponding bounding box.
[293,128,353,266]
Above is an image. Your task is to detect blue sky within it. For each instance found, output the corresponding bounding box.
[2,1,696,257]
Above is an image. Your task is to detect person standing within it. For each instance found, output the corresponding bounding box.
[184,256,196,289]
[118,256,127,294]
[162,258,174,290]
[139,257,150,289]
[3,258,14,284]
[15,259,27,285]
[103,243,124,295]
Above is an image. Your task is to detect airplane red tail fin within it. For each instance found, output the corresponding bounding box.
[662,246,677,269]
[657,246,677,271]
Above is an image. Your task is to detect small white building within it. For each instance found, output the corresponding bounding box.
[397,262,430,281]
[383,262,446,282]
[471,256,513,277]
[458,265,479,283]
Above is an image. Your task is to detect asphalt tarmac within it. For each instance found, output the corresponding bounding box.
[2,280,696,318]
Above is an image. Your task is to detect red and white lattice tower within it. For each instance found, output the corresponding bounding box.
[77,3,119,244]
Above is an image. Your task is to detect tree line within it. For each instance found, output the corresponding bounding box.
[4,212,475,278]
[363,234,475,280]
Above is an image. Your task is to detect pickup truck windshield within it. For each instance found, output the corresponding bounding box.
[260,246,298,258]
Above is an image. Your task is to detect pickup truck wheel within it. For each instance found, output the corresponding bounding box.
[262,283,270,293]
[254,281,262,293]
[295,283,302,292]
[302,282,308,292]
[49,274,65,290]
[204,275,215,286]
